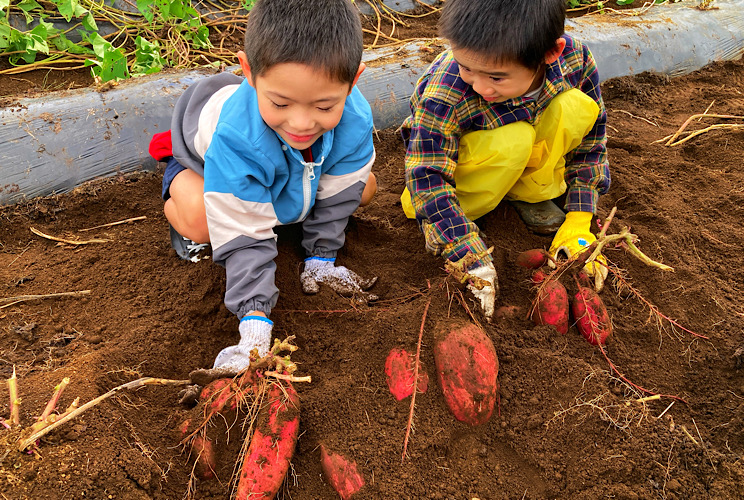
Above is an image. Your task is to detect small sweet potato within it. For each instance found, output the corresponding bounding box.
[571,286,612,345]
[384,347,429,401]
[178,418,216,480]
[433,321,499,426]
[531,268,548,284]
[531,278,569,335]
[192,436,216,480]
[320,444,365,500]
[236,381,300,500]
[516,248,552,269]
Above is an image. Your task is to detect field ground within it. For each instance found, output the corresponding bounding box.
[0,55,743,499]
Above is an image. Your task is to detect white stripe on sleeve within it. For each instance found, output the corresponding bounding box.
[204,192,279,250]
[315,150,376,201]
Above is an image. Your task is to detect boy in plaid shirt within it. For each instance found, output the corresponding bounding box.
[400,0,610,319]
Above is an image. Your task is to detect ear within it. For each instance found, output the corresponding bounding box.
[348,62,366,94]
[544,37,567,65]
[237,51,254,86]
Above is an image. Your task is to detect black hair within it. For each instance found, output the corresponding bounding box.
[244,0,363,85]
[439,0,566,70]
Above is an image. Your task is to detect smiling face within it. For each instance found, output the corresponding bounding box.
[452,47,545,103]
[239,53,364,150]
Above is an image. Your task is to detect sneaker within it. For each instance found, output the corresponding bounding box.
[509,199,566,235]
[169,224,210,262]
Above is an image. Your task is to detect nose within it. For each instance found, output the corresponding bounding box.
[471,76,494,97]
[288,109,315,133]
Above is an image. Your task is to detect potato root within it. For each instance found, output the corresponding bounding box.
[433,321,499,426]
[320,444,365,500]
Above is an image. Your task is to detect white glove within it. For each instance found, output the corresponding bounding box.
[466,263,499,320]
[212,316,273,373]
[300,257,378,301]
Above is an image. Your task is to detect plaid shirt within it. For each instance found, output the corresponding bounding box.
[401,34,610,266]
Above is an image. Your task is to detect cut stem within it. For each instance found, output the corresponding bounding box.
[38,377,70,422]
[8,367,20,427]
[18,377,190,451]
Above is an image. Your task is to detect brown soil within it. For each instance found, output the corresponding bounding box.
[3,1,744,497]
[1,55,744,499]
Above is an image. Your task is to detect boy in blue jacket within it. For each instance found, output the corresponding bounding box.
[400,0,610,320]
[149,0,378,380]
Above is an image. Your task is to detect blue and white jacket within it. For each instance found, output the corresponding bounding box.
[170,72,375,318]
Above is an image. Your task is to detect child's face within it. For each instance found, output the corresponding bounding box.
[452,47,544,103]
[240,56,364,150]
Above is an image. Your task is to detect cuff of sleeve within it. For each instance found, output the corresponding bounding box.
[309,249,339,259]
[443,234,492,269]
[565,187,599,214]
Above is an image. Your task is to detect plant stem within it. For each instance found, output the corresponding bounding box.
[17,377,190,451]
[38,377,71,422]
[8,367,20,427]
[402,298,430,463]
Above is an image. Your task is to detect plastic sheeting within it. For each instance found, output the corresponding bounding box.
[1,0,743,206]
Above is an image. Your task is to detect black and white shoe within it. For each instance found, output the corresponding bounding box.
[169,225,210,262]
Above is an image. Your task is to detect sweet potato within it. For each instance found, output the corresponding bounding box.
[320,444,365,500]
[433,321,499,426]
[531,268,548,284]
[531,278,569,335]
[236,381,300,500]
[384,347,429,401]
[571,286,612,345]
[200,377,239,414]
[178,418,217,480]
[515,248,552,269]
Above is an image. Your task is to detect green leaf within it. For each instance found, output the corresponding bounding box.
[17,0,42,23]
[82,11,97,31]
[131,35,166,75]
[0,23,10,50]
[54,0,78,21]
[136,0,154,23]
[0,0,9,14]
[154,0,170,19]
[99,46,130,81]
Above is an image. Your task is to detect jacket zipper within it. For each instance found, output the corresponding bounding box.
[294,156,323,223]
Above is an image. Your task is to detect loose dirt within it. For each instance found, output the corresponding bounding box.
[2,5,744,500]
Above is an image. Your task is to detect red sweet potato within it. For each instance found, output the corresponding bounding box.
[531,268,548,284]
[433,321,499,426]
[320,445,365,500]
[178,418,217,480]
[192,436,217,479]
[236,381,300,500]
[200,377,239,414]
[531,278,569,335]
[515,248,552,269]
[571,286,612,346]
[384,347,429,401]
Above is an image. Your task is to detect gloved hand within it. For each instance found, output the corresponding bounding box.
[300,257,378,302]
[185,316,273,394]
[549,211,608,290]
[466,263,499,320]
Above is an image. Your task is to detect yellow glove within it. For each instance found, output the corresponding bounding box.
[549,211,608,290]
